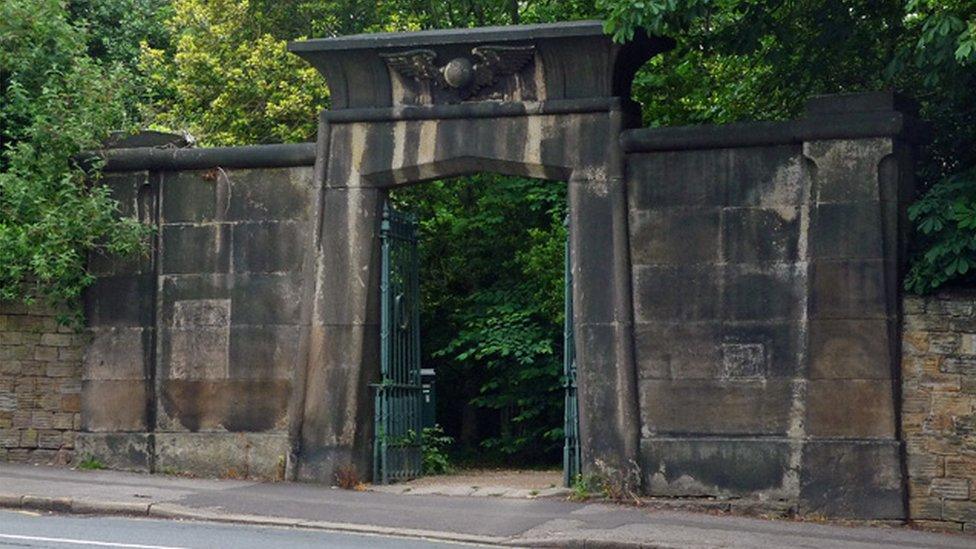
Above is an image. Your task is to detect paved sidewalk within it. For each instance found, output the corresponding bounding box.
[0,464,972,548]
[369,469,569,498]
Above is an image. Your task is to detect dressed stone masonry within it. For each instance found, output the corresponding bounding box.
[0,21,932,521]
[622,92,920,518]
[0,302,85,464]
[903,292,976,532]
[77,144,316,479]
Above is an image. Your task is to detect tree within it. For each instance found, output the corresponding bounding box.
[139,0,328,145]
[0,0,151,309]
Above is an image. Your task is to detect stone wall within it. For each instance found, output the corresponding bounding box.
[77,147,316,480]
[622,92,918,518]
[903,291,976,532]
[0,302,85,465]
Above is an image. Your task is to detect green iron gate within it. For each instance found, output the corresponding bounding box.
[563,217,581,487]
[373,201,423,484]
[374,204,580,485]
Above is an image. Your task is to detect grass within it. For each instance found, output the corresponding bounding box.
[76,456,105,470]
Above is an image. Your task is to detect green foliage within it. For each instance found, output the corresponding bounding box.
[569,473,595,501]
[421,425,454,475]
[68,0,172,66]
[905,168,976,293]
[140,0,329,145]
[77,456,105,470]
[392,175,567,463]
[0,0,152,309]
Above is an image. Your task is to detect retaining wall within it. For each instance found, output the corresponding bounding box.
[903,292,976,532]
[0,303,85,464]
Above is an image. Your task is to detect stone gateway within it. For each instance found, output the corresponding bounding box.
[1,21,935,521]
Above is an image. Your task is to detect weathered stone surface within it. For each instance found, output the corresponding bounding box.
[805,379,897,438]
[155,432,287,480]
[809,201,885,260]
[160,224,231,274]
[929,477,970,500]
[626,144,805,210]
[640,379,793,436]
[628,208,720,265]
[902,292,976,530]
[722,206,800,263]
[83,275,155,327]
[74,433,151,472]
[1,303,85,464]
[299,324,379,482]
[232,221,305,273]
[290,21,672,110]
[808,319,894,379]
[81,380,147,432]
[315,188,382,326]
[633,265,720,322]
[157,379,291,433]
[799,440,905,519]
[809,259,891,319]
[227,168,312,222]
[804,138,891,204]
[641,437,791,498]
[626,95,913,520]
[161,170,228,223]
[227,325,301,380]
[722,264,805,322]
[635,321,803,380]
[83,327,150,380]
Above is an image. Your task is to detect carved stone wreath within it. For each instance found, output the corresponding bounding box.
[380,45,535,100]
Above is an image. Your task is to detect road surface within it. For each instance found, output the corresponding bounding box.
[0,509,482,548]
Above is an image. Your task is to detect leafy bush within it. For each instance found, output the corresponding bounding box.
[421,425,454,475]
[905,168,976,293]
[0,0,151,309]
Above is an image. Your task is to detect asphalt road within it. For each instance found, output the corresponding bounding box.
[0,510,483,549]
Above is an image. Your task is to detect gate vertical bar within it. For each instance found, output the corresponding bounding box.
[564,216,580,487]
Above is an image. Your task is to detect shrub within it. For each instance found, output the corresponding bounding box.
[421,425,454,475]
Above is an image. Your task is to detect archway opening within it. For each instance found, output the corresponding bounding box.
[382,172,572,493]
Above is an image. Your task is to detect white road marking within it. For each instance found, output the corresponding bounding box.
[0,533,187,548]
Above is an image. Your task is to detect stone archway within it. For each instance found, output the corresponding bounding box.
[287,22,674,482]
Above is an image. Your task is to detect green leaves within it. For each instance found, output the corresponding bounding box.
[140,0,329,145]
[0,0,152,312]
[393,175,567,463]
[421,426,454,475]
[906,168,976,293]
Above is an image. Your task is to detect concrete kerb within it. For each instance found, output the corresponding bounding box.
[515,540,677,549]
[0,493,150,517]
[0,494,513,547]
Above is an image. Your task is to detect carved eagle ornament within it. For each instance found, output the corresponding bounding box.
[380,45,535,98]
